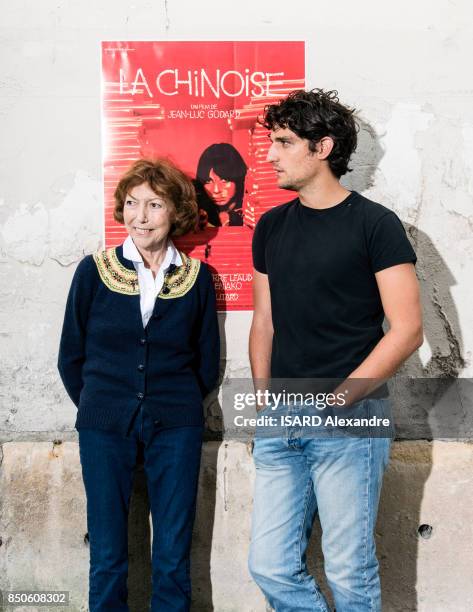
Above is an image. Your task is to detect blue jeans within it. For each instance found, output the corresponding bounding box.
[78,406,203,612]
[248,401,392,612]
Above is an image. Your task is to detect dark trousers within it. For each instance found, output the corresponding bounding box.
[78,406,203,612]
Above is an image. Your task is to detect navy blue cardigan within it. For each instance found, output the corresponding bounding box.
[58,244,220,436]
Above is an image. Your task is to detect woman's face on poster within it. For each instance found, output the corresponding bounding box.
[203,168,236,207]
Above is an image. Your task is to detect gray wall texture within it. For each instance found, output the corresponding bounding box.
[1,1,472,610]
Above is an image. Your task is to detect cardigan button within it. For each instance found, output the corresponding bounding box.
[137,364,145,372]
[153,419,161,427]
[139,338,146,345]
[152,314,162,320]
[137,392,145,400]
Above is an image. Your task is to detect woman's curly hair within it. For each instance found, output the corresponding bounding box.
[114,158,198,236]
[263,89,358,178]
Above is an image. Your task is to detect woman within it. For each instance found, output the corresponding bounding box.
[196,142,247,227]
[58,158,220,612]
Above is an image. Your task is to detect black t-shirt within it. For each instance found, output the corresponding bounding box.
[252,191,417,379]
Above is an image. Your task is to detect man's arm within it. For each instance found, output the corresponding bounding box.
[336,262,423,403]
[249,269,273,408]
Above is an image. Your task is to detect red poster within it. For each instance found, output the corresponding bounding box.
[102,41,305,310]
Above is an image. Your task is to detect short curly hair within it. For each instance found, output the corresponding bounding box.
[114,158,198,236]
[263,89,358,178]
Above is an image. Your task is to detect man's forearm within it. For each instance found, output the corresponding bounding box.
[249,321,273,406]
[335,326,423,405]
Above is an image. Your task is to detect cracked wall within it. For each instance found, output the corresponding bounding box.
[0,1,472,610]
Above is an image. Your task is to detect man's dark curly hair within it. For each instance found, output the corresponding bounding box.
[263,89,358,178]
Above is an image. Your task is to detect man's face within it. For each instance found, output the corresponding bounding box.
[266,126,319,191]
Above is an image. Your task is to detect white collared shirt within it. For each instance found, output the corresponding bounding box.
[123,235,182,327]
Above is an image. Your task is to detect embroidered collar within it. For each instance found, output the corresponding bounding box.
[93,244,200,299]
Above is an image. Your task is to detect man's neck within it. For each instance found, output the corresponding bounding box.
[298,174,351,210]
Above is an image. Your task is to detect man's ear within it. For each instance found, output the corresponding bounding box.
[315,136,335,160]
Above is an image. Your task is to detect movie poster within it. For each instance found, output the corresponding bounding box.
[102,41,305,310]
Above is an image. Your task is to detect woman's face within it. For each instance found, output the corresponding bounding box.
[123,182,173,250]
[203,168,236,207]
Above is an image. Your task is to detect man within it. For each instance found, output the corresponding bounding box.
[247,89,422,611]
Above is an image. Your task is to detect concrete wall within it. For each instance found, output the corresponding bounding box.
[1,1,472,610]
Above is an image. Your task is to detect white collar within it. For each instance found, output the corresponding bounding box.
[122,235,182,268]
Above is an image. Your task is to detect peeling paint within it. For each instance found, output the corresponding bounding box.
[1,202,48,265]
[429,285,466,376]
[0,171,102,267]
[376,103,434,213]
